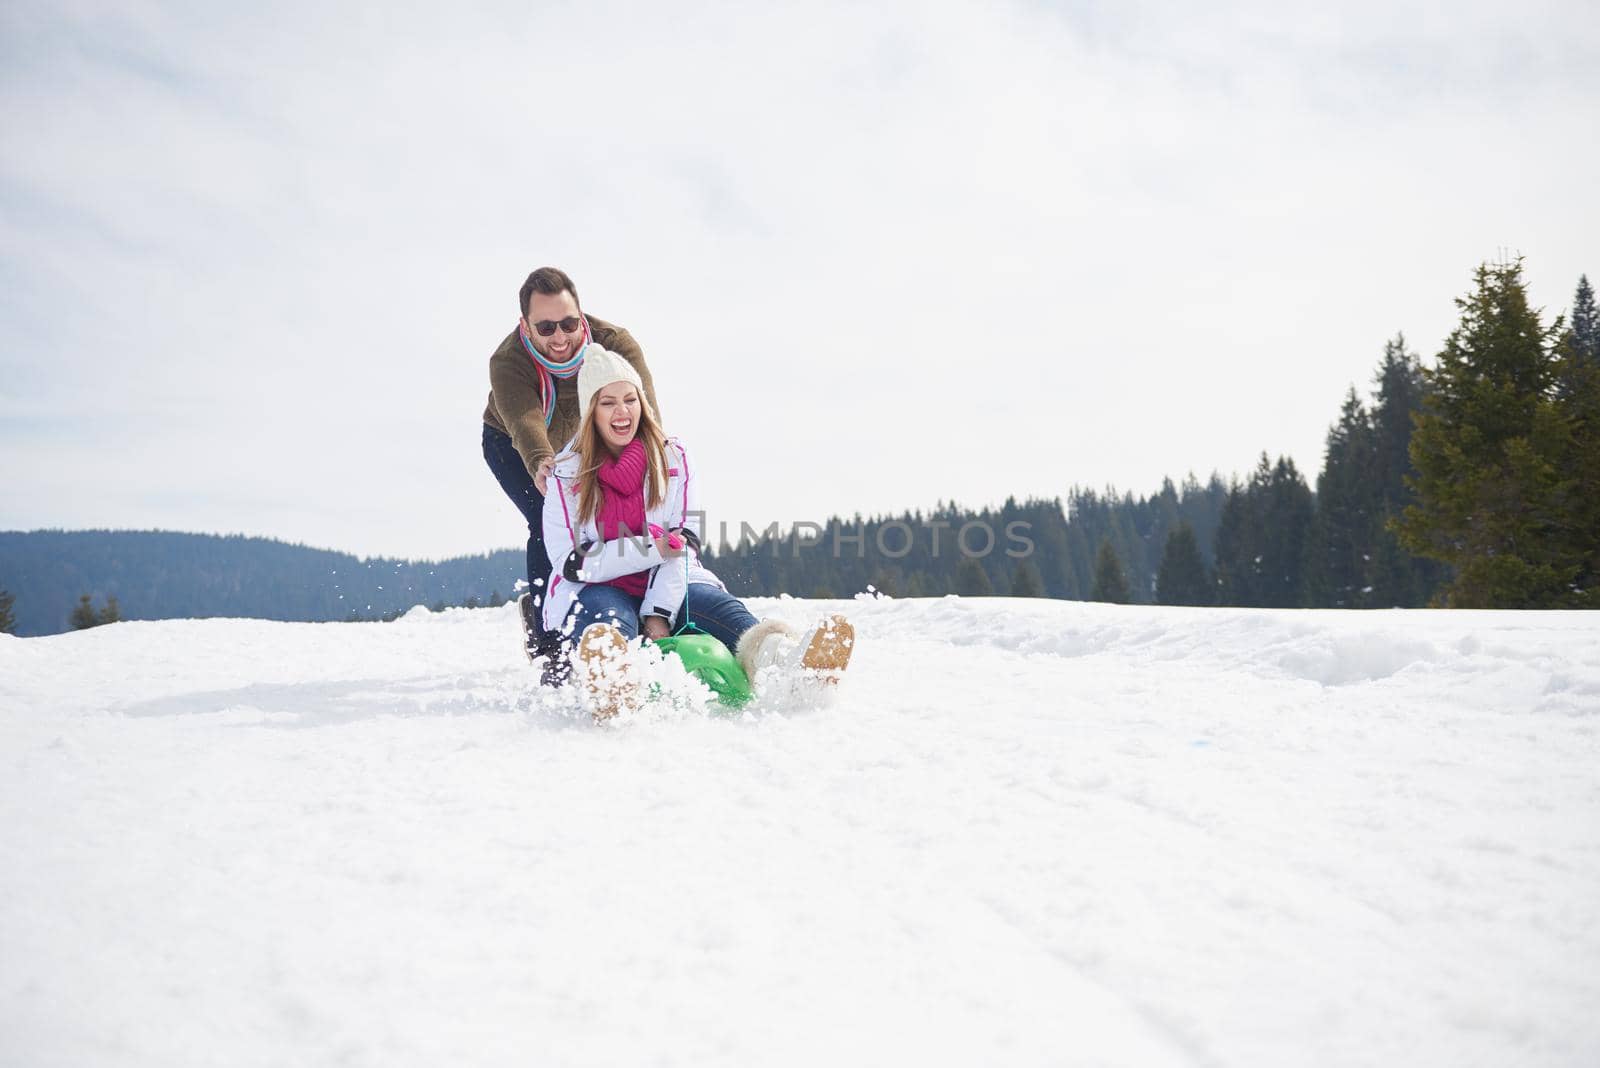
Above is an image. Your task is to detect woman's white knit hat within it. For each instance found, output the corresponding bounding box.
[576,345,649,423]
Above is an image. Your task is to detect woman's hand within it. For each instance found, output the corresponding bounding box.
[641,616,671,641]
[535,457,554,496]
[649,523,687,558]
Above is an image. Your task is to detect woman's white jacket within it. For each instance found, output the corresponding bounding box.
[540,437,722,634]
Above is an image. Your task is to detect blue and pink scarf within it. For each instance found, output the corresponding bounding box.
[517,316,591,427]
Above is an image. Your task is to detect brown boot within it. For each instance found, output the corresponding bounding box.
[576,622,640,721]
[799,613,855,683]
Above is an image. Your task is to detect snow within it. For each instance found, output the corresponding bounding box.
[2,597,1598,1067]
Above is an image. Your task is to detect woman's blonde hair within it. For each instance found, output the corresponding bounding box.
[575,387,670,524]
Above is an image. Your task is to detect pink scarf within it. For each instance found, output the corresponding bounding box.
[594,439,649,597]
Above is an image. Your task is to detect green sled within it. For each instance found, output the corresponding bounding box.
[652,632,752,708]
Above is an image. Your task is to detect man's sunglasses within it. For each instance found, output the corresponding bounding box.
[531,316,583,337]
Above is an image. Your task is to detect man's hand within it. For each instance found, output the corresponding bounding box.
[534,457,554,496]
[641,616,671,641]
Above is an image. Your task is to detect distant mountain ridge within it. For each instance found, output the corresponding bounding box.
[0,530,523,637]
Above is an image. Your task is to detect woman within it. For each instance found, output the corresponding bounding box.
[541,346,853,717]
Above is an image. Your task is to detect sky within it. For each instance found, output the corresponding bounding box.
[2,0,1597,561]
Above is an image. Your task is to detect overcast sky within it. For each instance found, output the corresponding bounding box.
[3,0,1597,560]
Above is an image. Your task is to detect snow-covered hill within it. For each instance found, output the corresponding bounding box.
[3,598,1597,1067]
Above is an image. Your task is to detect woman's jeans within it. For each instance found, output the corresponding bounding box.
[482,424,550,626]
[564,582,759,652]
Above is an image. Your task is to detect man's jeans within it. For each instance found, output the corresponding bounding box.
[482,424,550,625]
[564,581,759,652]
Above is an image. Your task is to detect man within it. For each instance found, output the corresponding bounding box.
[482,266,662,662]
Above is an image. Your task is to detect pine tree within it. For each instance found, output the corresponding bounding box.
[1264,458,1315,606]
[1009,559,1043,597]
[1551,278,1600,601]
[0,589,15,634]
[98,594,120,625]
[1213,475,1256,606]
[1214,455,1314,607]
[1306,389,1379,607]
[1090,539,1130,603]
[1570,274,1598,367]
[1397,258,1580,607]
[70,594,99,630]
[1369,336,1447,606]
[955,558,992,596]
[1156,524,1211,605]
[1556,275,1600,406]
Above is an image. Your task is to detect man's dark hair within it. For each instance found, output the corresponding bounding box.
[519,267,579,318]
